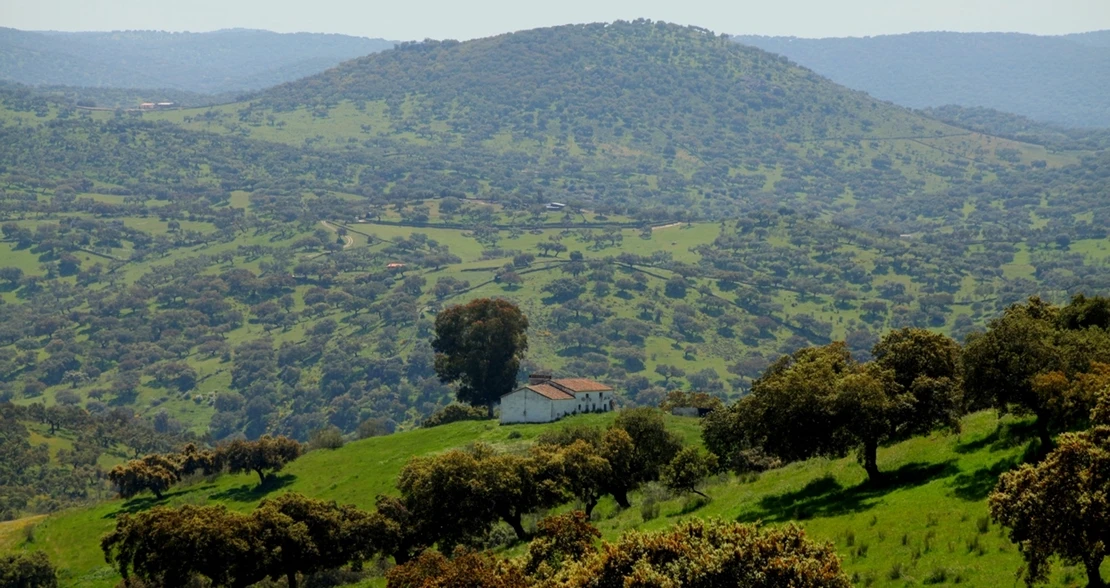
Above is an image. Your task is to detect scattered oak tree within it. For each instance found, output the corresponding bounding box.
[546,440,611,517]
[660,446,718,498]
[107,454,181,500]
[221,435,303,486]
[990,393,1110,588]
[964,296,1110,449]
[613,408,683,485]
[102,494,376,588]
[716,341,961,482]
[102,504,262,588]
[251,493,377,588]
[433,298,529,417]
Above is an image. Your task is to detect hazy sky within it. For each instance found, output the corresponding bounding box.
[3,0,1108,40]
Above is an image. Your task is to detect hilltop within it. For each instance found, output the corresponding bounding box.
[0,27,395,94]
[150,20,1068,233]
[734,31,1110,128]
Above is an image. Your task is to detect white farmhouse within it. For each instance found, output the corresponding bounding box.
[500,374,614,424]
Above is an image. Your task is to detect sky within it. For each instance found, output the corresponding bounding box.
[2,0,1109,40]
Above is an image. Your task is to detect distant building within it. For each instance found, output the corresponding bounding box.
[670,406,715,418]
[545,202,567,211]
[386,263,406,269]
[500,374,614,424]
[139,103,156,110]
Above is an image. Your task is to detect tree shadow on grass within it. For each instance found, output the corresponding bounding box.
[951,440,1041,501]
[738,460,959,523]
[955,420,1039,454]
[207,473,296,503]
[104,485,219,519]
[950,457,1019,501]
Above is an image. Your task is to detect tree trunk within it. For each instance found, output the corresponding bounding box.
[1036,418,1054,453]
[862,440,881,482]
[255,468,266,487]
[691,489,709,499]
[488,402,495,419]
[504,511,529,541]
[1086,557,1105,588]
[611,488,631,509]
[584,499,597,518]
[287,572,298,588]
[391,550,411,566]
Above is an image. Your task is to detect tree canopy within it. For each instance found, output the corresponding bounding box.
[989,393,1110,588]
[433,298,529,416]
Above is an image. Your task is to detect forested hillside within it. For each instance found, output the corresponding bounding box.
[0,28,394,93]
[923,105,1110,152]
[150,21,1081,238]
[4,18,1110,588]
[735,31,1110,127]
[1,20,1110,536]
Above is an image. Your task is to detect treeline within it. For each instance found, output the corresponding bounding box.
[102,498,850,588]
[100,408,746,586]
[107,435,302,499]
[705,295,1110,481]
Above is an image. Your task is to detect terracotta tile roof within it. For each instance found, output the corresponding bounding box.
[551,378,612,393]
[526,383,576,401]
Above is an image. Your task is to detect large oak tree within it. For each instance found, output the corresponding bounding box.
[990,393,1110,588]
[432,298,529,416]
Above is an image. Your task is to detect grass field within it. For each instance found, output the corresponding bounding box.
[5,409,1101,587]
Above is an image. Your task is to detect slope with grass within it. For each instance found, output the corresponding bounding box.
[7,409,1103,587]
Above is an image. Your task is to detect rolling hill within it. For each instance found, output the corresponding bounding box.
[0,27,395,94]
[733,31,1110,128]
[7,409,1099,587]
[148,20,1074,236]
[0,21,1108,448]
[1,21,1110,586]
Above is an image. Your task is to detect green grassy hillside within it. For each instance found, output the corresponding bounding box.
[6,410,1101,587]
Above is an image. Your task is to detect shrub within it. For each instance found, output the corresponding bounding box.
[556,519,851,587]
[0,551,57,588]
[357,417,395,439]
[308,426,345,451]
[423,403,489,428]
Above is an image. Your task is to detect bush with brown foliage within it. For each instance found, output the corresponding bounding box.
[554,519,850,588]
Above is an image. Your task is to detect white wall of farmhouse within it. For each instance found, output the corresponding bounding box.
[500,388,613,424]
[500,388,555,424]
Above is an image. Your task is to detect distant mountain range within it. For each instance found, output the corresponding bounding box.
[734,31,1110,128]
[0,28,395,94]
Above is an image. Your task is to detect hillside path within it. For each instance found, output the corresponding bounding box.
[320,220,355,249]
